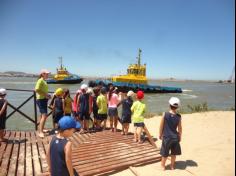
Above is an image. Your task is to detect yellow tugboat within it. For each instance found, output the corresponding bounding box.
[47,57,83,84]
[89,49,182,93]
[111,49,148,84]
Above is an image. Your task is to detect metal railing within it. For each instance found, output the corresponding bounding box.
[5,89,52,130]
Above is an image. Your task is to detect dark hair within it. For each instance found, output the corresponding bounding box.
[93,87,100,96]
[170,105,178,110]
[63,88,70,99]
[108,87,114,100]
[37,73,43,80]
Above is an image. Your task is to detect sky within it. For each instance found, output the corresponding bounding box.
[0,0,235,80]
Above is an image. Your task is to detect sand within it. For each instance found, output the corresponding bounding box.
[110,111,235,176]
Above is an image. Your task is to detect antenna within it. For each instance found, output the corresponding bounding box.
[137,48,142,66]
[59,56,63,69]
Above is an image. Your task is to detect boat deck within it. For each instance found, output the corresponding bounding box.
[0,130,161,176]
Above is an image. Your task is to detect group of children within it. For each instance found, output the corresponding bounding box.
[47,83,146,144]
[0,85,182,174]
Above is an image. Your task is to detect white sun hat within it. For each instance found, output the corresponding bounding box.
[86,87,94,95]
[0,88,7,96]
[80,84,88,91]
[127,90,135,97]
[169,97,181,108]
[40,69,50,74]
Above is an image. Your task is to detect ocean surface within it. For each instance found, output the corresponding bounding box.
[0,77,235,130]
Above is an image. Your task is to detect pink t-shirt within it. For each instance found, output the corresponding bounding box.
[108,93,120,108]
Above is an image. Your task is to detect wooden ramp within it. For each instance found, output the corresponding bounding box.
[0,130,161,176]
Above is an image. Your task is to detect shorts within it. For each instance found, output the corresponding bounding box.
[93,110,98,119]
[79,112,90,120]
[0,116,6,130]
[134,122,145,127]
[65,113,71,116]
[160,137,181,157]
[53,112,64,123]
[108,107,118,117]
[97,114,108,121]
[121,115,131,124]
[36,99,48,114]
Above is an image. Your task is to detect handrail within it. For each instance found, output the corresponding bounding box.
[5,88,52,130]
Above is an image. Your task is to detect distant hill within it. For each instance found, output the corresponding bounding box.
[0,71,38,78]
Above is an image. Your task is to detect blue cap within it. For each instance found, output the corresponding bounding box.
[58,116,81,130]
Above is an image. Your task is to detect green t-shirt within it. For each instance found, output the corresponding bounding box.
[131,100,146,123]
[96,94,108,114]
[35,78,48,99]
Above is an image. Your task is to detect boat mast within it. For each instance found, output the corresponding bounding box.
[59,56,63,69]
[137,48,142,66]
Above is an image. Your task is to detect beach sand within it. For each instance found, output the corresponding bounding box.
[111,111,235,176]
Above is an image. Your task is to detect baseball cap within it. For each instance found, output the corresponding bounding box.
[58,116,81,130]
[40,69,50,74]
[55,88,64,96]
[80,84,88,91]
[86,87,94,95]
[127,90,134,97]
[0,88,6,96]
[137,90,144,100]
[169,97,181,108]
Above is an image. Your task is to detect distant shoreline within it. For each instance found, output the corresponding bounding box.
[0,71,233,83]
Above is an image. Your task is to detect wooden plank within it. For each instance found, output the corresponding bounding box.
[35,132,48,173]
[0,130,161,176]
[30,131,42,175]
[25,131,33,176]
[73,146,157,166]
[0,131,16,175]
[76,151,161,176]
[72,143,156,161]
[72,133,84,144]
[74,147,158,169]
[7,131,21,176]
[0,130,11,163]
[16,131,26,176]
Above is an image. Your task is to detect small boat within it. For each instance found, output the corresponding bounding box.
[89,49,182,93]
[46,57,83,84]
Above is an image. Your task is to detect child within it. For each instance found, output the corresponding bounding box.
[0,88,8,142]
[96,87,108,130]
[73,89,81,121]
[120,90,134,135]
[46,116,81,176]
[159,97,182,171]
[131,90,146,143]
[63,89,73,116]
[92,87,100,129]
[78,84,90,132]
[48,93,56,129]
[107,85,121,132]
[52,88,64,129]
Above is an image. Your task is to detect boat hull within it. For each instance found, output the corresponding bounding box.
[46,78,83,84]
[88,80,182,93]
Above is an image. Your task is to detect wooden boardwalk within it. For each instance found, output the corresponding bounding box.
[0,130,161,176]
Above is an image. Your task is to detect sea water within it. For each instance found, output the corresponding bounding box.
[0,77,235,130]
